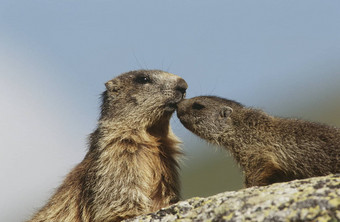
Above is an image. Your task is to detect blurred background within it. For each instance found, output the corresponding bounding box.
[1,1,340,221]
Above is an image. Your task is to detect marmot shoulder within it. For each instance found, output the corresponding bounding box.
[28,70,188,221]
[177,96,340,187]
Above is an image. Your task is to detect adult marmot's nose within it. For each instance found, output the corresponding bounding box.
[175,78,188,96]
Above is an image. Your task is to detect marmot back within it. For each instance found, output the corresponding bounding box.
[28,70,187,221]
[177,96,340,187]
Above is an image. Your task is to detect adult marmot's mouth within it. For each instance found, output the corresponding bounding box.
[164,102,179,112]
[164,97,183,112]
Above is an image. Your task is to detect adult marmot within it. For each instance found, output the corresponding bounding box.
[28,70,188,221]
[177,96,339,187]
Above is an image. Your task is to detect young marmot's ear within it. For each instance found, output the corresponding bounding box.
[105,80,119,92]
[220,106,233,118]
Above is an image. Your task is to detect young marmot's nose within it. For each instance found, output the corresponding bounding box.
[175,78,188,96]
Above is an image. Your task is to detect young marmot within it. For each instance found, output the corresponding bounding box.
[28,70,188,222]
[177,96,339,187]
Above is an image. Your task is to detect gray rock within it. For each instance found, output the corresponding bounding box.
[125,174,340,222]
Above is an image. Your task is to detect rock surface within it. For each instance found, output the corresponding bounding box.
[125,174,340,222]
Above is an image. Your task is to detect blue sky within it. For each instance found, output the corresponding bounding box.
[1,1,340,221]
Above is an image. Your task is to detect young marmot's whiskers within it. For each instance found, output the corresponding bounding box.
[28,70,187,222]
[177,96,339,187]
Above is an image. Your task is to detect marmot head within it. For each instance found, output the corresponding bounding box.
[101,70,187,129]
[177,96,243,144]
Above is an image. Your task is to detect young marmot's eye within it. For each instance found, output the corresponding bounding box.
[134,75,152,84]
[192,102,205,110]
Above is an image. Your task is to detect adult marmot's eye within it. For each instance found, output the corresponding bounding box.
[192,102,205,110]
[134,75,152,84]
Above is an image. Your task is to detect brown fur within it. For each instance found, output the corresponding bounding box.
[28,70,187,222]
[177,96,340,187]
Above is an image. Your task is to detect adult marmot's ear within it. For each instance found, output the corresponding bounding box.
[220,106,233,118]
[105,80,119,92]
